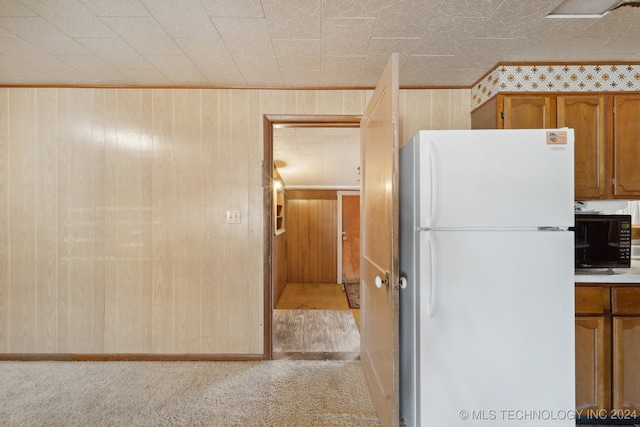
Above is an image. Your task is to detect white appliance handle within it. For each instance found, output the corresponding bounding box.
[421,231,438,317]
[428,142,438,227]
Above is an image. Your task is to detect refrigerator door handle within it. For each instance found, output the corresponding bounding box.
[428,232,438,316]
[428,142,438,227]
[420,231,438,317]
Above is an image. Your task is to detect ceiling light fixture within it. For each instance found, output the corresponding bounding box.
[546,0,626,18]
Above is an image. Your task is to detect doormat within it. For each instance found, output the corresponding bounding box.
[343,281,360,309]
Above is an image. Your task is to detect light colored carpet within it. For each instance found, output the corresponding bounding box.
[0,360,380,426]
[273,309,360,353]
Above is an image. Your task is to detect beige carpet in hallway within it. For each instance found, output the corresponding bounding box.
[0,360,380,426]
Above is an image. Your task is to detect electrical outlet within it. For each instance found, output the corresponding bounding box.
[226,210,241,224]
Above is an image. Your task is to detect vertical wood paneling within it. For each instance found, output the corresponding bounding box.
[139,89,154,352]
[318,91,343,114]
[298,200,310,282]
[260,89,285,115]
[9,88,37,352]
[0,89,8,352]
[449,89,472,129]
[216,89,233,351]
[343,90,366,115]
[103,89,118,352]
[0,87,470,356]
[400,89,472,146]
[286,196,337,283]
[201,90,222,353]
[296,91,317,114]
[106,89,152,352]
[56,89,70,352]
[174,90,203,353]
[247,90,263,353]
[151,89,176,353]
[431,90,451,130]
[322,200,336,283]
[287,199,299,283]
[34,89,58,352]
[223,89,250,352]
[91,89,107,353]
[66,89,97,352]
[308,200,319,284]
[401,90,433,145]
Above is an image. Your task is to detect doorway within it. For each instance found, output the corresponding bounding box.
[338,191,361,285]
[263,115,361,360]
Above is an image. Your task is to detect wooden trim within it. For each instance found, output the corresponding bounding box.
[263,115,275,361]
[632,225,640,239]
[264,114,361,126]
[286,190,337,200]
[605,95,616,199]
[0,353,267,361]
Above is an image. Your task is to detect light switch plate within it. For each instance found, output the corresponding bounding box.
[226,210,241,224]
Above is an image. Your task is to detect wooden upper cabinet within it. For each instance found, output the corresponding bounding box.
[557,96,607,200]
[502,95,557,129]
[613,94,640,198]
[472,92,640,200]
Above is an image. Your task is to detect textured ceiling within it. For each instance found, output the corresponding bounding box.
[274,126,360,190]
[2,0,640,88]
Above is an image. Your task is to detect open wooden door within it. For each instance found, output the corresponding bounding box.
[360,53,400,427]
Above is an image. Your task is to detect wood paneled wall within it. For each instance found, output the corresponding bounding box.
[0,87,470,356]
[286,191,337,283]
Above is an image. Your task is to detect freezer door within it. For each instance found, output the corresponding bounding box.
[416,229,575,427]
[412,129,574,229]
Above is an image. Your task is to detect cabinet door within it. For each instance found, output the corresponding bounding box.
[502,95,556,129]
[612,316,640,411]
[576,316,611,411]
[558,96,607,200]
[613,95,640,198]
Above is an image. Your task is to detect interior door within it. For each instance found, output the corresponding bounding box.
[341,194,360,283]
[360,53,400,427]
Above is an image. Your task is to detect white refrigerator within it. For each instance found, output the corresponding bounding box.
[399,129,576,427]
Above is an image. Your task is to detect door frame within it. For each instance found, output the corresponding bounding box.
[263,114,361,360]
[336,190,360,285]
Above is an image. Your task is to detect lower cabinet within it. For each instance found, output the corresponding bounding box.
[575,285,640,418]
[611,287,640,411]
[575,287,610,412]
[575,316,610,411]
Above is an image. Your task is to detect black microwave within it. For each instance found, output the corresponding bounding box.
[571,214,632,269]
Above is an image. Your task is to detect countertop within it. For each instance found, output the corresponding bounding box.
[575,259,640,284]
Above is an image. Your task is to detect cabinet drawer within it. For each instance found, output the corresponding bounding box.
[576,287,607,314]
[612,287,640,314]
